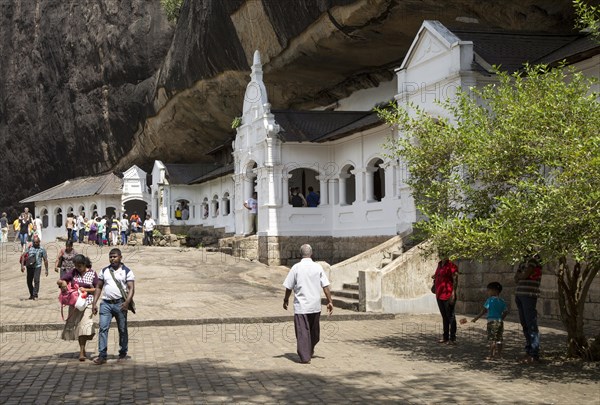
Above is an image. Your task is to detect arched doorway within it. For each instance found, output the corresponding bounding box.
[124,200,147,219]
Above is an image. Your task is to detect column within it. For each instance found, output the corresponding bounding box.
[316,176,329,205]
[365,167,377,202]
[330,178,339,205]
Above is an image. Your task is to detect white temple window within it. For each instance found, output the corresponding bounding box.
[106,207,116,219]
[222,193,231,216]
[202,198,209,219]
[54,208,63,228]
[90,204,98,219]
[212,195,219,218]
[367,158,386,202]
[288,168,319,206]
[41,209,49,229]
[339,165,356,206]
[78,205,85,215]
[175,199,190,220]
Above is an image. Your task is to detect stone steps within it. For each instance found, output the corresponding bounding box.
[332,289,359,300]
[322,296,359,312]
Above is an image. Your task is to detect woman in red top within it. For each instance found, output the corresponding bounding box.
[432,257,459,344]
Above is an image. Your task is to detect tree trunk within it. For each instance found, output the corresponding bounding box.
[556,259,599,360]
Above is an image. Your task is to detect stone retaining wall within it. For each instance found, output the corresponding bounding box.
[456,260,600,324]
[220,235,392,266]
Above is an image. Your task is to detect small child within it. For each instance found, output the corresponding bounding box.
[472,281,508,360]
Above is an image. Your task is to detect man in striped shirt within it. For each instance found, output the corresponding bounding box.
[514,255,542,363]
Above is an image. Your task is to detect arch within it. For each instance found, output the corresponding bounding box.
[77,205,85,215]
[54,207,63,228]
[90,203,98,219]
[40,208,49,229]
[67,206,74,216]
[211,195,219,218]
[339,164,356,206]
[105,206,117,219]
[174,198,190,220]
[367,157,386,202]
[222,192,231,216]
[288,167,319,207]
[202,197,209,219]
[123,200,147,219]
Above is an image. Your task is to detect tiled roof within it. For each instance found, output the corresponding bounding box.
[188,164,234,185]
[20,172,123,203]
[534,35,600,66]
[164,163,222,185]
[272,110,384,143]
[453,30,583,72]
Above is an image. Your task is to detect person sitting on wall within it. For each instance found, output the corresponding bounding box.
[306,187,320,207]
[181,205,189,221]
[290,188,307,207]
[175,205,182,220]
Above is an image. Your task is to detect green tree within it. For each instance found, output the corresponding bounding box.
[574,0,600,40]
[161,0,184,23]
[378,64,600,359]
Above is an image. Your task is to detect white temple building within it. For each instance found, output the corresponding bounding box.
[21,20,599,266]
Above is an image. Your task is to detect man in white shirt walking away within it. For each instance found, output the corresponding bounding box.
[283,244,334,364]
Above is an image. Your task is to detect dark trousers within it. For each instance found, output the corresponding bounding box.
[437,298,457,341]
[79,229,85,242]
[294,313,321,363]
[144,231,153,246]
[26,266,41,297]
[515,295,540,358]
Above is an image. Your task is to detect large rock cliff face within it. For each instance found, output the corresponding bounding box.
[0,0,579,214]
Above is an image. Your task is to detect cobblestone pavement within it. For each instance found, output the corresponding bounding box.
[0,242,365,328]
[1,241,599,404]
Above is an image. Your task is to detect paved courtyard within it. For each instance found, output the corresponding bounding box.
[1,242,599,404]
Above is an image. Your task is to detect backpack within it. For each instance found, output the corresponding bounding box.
[25,252,38,268]
[291,194,303,207]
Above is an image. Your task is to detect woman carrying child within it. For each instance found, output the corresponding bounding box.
[57,255,98,361]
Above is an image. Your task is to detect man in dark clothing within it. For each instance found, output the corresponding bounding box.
[306,187,320,207]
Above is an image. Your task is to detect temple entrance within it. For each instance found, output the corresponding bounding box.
[124,199,148,218]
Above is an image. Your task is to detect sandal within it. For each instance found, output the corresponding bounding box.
[438,339,449,344]
[79,355,86,362]
[93,357,106,365]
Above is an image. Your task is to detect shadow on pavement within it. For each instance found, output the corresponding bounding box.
[1,354,414,403]
[352,321,600,384]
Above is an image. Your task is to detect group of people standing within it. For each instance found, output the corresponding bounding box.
[56,249,135,364]
[432,255,542,363]
[65,211,146,247]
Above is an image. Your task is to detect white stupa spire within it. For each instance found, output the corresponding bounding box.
[251,50,263,81]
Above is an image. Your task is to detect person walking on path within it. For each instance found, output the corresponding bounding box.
[432,256,459,344]
[143,214,155,246]
[20,235,49,300]
[77,212,86,243]
[514,255,542,364]
[119,214,129,246]
[243,192,258,235]
[57,255,97,361]
[32,215,43,242]
[18,212,32,247]
[92,248,135,365]
[283,244,334,364]
[0,212,8,243]
[471,281,508,360]
[13,217,20,242]
[65,213,76,242]
[55,240,77,277]
[110,216,120,246]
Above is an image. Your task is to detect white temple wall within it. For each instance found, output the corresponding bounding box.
[32,195,121,243]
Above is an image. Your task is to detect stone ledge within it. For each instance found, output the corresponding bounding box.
[0,313,396,333]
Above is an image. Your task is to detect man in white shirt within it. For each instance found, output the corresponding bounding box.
[32,215,43,242]
[143,214,156,246]
[92,248,135,364]
[77,212,85,243]
[283,244,334,364]
[243,192,258,235]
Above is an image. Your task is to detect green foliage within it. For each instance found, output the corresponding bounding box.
[161,0,184,23]
[231,116,242,129]
[379,64,600,266]
[574,0,600,40]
